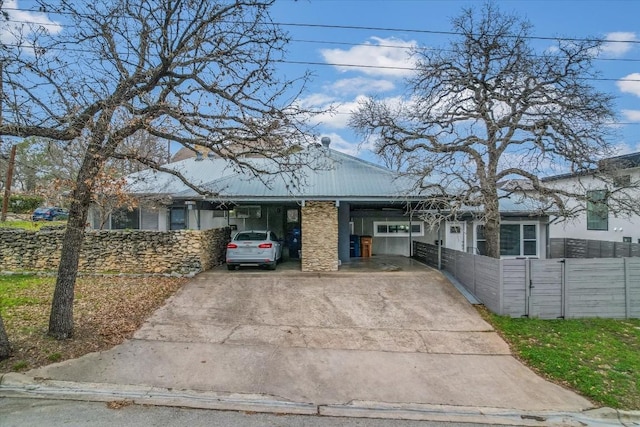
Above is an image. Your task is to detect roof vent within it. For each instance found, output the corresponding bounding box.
[207,151,215,159]
[195,151,203,161]
[320,136,331,148]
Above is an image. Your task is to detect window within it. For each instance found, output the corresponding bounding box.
[111,208,139,229]
[373,221,423,237]
[476,223,537,257]
[500,224,521,256]
[140,208,159,230]
[623,236,632,243]
[587,190,608,230]
[476,225,486,255]
[231,205,262,219]
[614,175,631,187]
[169,207,187,230]
[523,225,537,256]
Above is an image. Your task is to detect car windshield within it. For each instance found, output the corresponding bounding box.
[235,232,267,241]
[34,208,50,214]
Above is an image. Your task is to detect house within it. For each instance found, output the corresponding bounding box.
[543,152,640,245]
[93,139,551,270]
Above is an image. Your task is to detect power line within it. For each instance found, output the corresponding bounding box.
[2,41,640,84]
[291,38,640,64]
[280,60,640,82]
[276,21,640,45]
[2,7,640,45]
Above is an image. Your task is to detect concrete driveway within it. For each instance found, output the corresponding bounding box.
[9,257,594,422]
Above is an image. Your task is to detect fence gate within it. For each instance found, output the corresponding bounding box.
[528,259,565,319]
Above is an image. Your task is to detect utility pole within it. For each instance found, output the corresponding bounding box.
[1,144,16,222]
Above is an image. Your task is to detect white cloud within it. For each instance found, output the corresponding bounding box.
[301,96,364,129]
[320,36,417,78]
[0,0,62,47]
[617,73,640,97]
[601,32,638,57]
[328,77,396,95]
[621,110,640,122]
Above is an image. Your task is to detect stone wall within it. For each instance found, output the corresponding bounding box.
[301,201,338,272]
[0,227,231,274]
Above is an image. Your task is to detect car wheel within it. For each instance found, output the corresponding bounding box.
[268,261,277,270]
[227,264,237,271]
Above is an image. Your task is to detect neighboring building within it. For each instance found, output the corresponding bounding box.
[544,152,640,245]
[91,141,551,270]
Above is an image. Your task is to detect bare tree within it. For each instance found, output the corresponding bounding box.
[350,2,636,258]
[0,0,317,339]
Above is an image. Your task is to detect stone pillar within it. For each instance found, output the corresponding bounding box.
[301,201,338,272]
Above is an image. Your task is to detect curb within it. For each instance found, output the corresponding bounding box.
[2,373,640,426]
[0,373,316,415]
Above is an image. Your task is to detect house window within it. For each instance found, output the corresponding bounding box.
[476,223,537,257]
[169,207,187,230]
[230,205,261,219]
[586,190,608,231]
[111,208,140,229]
[500,224,521,256]
[140,208,159,230]
[374,221,423,237]
[523,225,537,256]
[614,175,631,187]
[476,225,486,255]
[623,236,632,243]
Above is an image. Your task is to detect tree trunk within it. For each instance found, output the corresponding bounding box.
[483,187,501,259]
[0,313,11,360]
[48,152,103,339]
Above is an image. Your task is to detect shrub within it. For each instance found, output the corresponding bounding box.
[0,195,45,214]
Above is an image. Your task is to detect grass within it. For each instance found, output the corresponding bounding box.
[0,220,67,230]
[0,273,187,374]
[479,307,640,409]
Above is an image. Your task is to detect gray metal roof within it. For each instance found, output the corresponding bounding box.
[127,146,424,202]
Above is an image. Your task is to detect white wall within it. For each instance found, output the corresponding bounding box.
[547,168,640,244]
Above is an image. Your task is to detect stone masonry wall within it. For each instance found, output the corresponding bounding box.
[0,227,231,274]
[301,201,338,272]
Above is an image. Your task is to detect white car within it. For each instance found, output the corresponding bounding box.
[226,230,283,270]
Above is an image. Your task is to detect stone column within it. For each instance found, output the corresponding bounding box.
[301,201,338,272]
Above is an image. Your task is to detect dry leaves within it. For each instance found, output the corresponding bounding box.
[0,275,187,373]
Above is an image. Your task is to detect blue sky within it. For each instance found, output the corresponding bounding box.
[3,0,639,166]
[270,0,640,162]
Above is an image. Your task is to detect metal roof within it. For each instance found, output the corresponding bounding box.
[125,146,549,216]
[127,146,425,202]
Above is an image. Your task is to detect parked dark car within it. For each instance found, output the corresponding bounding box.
[32,207,69,221]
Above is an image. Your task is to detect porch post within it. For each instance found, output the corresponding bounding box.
[338,201,351,263]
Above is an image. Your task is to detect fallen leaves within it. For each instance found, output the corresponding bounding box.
[0,275,187,373]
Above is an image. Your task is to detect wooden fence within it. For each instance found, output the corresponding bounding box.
[413,241,640,319]
[550,238,640,258]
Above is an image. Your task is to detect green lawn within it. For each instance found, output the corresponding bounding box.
[0,220,67,230]
[483,309,640,409]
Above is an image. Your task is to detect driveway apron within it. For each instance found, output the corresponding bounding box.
[24,264,591,412]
